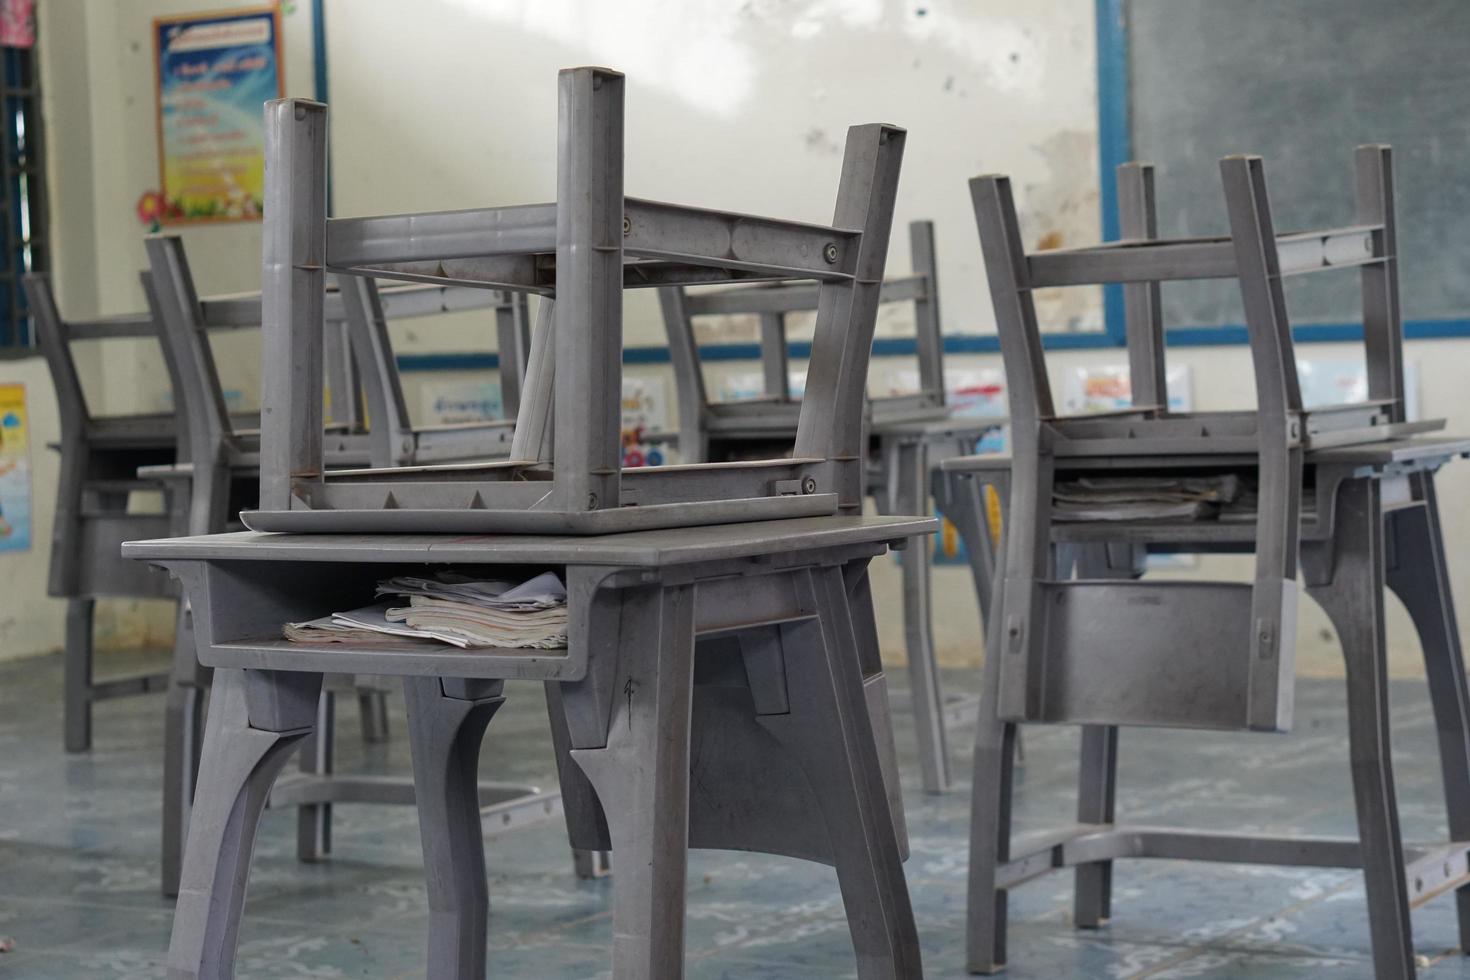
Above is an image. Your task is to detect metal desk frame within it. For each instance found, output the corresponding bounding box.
[126,516,931,980]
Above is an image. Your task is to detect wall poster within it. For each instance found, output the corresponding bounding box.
[0,383,31,552]
[153,5,283,224]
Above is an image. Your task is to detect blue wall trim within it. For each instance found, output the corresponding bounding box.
[1094,0,1130,345]
[394,321,1470,373]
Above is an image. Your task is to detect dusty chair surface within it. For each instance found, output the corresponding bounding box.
[240,67,905,535]
[26,273,188,751]
[658,219,944,462]
[971,144,1436,734]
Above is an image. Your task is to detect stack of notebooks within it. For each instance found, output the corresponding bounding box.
[284,571,568,651]
[1051,474,1245,523]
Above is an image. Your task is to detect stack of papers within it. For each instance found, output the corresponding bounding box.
[1052,474,1243,523]
[283,571,569,651]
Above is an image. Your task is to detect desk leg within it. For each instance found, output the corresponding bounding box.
[1387,473,1470,949]
[758,565,921,978]
[1304,478,1415,980]
[63,598,94,752]
[166,669,318,980]
[882,439,950,795]
[162,600,208,898]
[404,677,505,980]
[571,584,696,980]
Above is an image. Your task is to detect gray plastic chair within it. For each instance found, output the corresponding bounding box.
[26,272,190,753]
[956,147,1470,980]
[239,67,905,537]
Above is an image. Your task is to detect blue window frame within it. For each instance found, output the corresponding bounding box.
[0,41,43,350]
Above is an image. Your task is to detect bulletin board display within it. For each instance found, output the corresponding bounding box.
[152,5,283,224]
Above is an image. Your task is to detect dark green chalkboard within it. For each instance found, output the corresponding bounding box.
[1127,0,1470,326]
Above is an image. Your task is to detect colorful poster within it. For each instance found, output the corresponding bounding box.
[153,6,282,224]
[1061,364,1193,414]
[0,383,31,552]
[621,376,670,468]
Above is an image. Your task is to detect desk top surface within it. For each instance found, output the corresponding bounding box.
[939,436,1470,474]
[122,515,937,567]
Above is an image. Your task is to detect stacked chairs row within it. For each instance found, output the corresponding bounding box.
[35,59,1467,978]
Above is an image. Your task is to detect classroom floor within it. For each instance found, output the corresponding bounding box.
[3,648,1470,978]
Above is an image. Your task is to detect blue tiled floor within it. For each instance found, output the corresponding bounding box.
[1,647,1468,978]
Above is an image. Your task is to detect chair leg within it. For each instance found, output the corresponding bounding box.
[967,571,1016,974]
[880,439,951,794]
[162,601,208,898]
[63,598,94,752]
[166,668,319,980]
[1072,544,1127,930]
[1073,725,1118,928]
[757,566,922,979]
[295,690,335,863]
[1386,473,1470,950]
[358,690,391,743]
[404,676,505,980]
[1304,477,1415,980]
[570,584,696,980]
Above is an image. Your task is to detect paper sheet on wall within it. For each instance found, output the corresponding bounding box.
[718,370,806,401]
[1061,364,1193,414]
[0,383,32,552]
[1298,358,1419,420]
[420,380,504,425]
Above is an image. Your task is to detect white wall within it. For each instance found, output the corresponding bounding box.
[323,0,1102,348]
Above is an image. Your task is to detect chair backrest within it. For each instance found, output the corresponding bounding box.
[246,66,905,533]
[657,220,943,462]
[969,146,1406,733]
[26,272,185,456]
[25,273,186,598]
[143,234,526,473]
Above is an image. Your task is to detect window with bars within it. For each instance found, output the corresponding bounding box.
[0,40,43,350]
